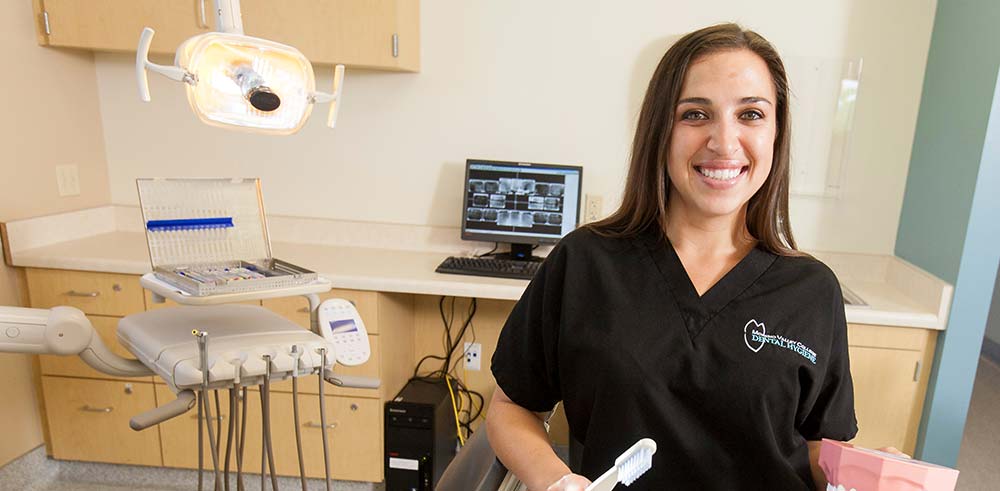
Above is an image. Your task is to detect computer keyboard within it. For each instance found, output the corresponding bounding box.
[435,256,542,280]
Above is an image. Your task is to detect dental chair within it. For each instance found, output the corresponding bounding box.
[435,424,510,491]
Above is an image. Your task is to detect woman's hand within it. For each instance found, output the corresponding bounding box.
[545,473,592,491]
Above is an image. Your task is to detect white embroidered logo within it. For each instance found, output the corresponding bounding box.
[743,319,817,364]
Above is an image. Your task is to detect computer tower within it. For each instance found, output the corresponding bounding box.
[385,378,456,491]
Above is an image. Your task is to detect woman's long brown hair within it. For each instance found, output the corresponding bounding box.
[587,23,800,256]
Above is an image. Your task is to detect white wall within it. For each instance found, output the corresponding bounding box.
[0,0,112,466]
[95,0,935,254]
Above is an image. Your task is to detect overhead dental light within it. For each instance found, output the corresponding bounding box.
[135,0,344,135]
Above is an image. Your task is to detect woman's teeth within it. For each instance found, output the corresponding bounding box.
[698,167,743,181]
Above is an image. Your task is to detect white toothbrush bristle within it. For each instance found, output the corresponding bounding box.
[618,447,653,486]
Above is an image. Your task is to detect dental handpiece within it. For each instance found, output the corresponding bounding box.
[318,347,332,491]
[196,331,221,491]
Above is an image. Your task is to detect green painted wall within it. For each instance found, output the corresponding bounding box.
[895,0,1000,467]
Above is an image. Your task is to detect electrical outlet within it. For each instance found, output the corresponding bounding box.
[56,164,80,197]
[464,342,482,371]
[585,194,603,222]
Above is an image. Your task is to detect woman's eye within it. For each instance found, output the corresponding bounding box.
[740,110,765,120]
[681,110,708,121]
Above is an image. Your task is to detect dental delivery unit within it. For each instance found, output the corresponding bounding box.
[0,178,375,491]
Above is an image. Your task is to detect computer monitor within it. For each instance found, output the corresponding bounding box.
[461,159,583,260]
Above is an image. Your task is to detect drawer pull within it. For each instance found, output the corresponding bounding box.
[67,290,101,297]
[305,421,337,429]
[297,307,310,313]
[81,405,114,413]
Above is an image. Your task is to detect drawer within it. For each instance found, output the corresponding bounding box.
[847,324,932,351]
[27,269,144,316]
[158,387,381,482]
[39,315,153,383]
[268,335,382,399]
[262,289,380,334]
[42,377,162,466]
[144,290,261,310]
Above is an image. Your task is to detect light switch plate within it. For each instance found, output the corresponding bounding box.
[585,194,603,222]
[56,164,80,197]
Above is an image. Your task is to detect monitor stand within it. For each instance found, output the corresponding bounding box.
[493,243,542,262]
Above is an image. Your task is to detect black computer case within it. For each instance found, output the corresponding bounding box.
[385,378,457,491]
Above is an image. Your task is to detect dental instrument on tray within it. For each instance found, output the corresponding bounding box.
[584,438,657,491]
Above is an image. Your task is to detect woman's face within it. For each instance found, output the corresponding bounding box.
[667,49,777,221]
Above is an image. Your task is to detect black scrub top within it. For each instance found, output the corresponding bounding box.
[491,227,857,490]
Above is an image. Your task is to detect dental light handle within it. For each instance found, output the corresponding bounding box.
[311,65,346,128]
[136,28,194,102]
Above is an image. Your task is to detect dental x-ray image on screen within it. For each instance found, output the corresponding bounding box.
[461,159,582,246]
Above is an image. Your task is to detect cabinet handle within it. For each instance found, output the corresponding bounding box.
[67,290,101,297]
[42,11,51,35]
[198,0,209,28]
[297,307,310,313]
[305,421,338,429]
[191,414,227,420]
[81,405,114,413]
[913,361,922,382]
[392,34,399,58]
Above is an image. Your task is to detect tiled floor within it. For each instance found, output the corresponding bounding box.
[956,356,1000,490]
[0,446,381,491]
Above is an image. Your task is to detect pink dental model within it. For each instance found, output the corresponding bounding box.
[819,439,959,491]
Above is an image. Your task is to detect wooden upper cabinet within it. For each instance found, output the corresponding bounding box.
[33,0,420,72]
[36,0,212,54]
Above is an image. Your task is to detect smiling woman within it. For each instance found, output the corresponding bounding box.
[487,23,860,491]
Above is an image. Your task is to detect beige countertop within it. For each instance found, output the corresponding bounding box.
[3,206,953,330]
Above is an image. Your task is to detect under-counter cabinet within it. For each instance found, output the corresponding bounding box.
[847,323,937,456]
[33,0,420,71]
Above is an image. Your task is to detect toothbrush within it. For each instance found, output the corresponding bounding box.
[585,438,657,491]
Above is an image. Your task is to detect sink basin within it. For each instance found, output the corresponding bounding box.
[841,283,868,307]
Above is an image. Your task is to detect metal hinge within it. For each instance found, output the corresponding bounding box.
[392,33,399,58]
[43,11,51,35]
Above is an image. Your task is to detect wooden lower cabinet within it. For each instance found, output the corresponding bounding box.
[847,324,938,455]
[155,385,382,482]
[42,377,162,466]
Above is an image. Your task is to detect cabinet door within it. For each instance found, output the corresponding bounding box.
[848,346,922,453]
[43,377,162,466]
[38,0,213,54]
[39,315,153,383]
[240,0,413,71]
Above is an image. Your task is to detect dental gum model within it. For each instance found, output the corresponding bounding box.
[819,439,959,491]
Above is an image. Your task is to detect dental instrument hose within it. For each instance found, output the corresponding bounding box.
[237,387,247,491]
[262,355,279,491]
[198,391,204,491]
[291,346,308,491]
[225,388,236,491]
[319,348,333,491]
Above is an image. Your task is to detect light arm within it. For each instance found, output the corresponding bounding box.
[0,306,152,377]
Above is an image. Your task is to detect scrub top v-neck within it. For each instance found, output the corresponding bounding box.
[492,227,857,490]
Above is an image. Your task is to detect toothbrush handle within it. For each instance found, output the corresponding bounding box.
[585,467,619,491]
